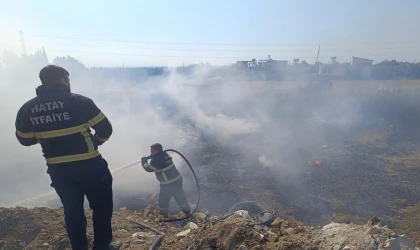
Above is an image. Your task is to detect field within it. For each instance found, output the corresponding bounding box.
[4,77,420,248]
[246,80,420,93]
[180,79,420,245]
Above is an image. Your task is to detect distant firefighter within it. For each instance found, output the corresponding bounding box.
[141,143,191,218]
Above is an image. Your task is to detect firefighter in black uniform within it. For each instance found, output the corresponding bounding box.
[15,65,121,250]
[141,143,191,217]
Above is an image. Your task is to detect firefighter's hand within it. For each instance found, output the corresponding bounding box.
[141,157,148,162]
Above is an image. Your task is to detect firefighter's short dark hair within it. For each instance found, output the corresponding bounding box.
[39,65,69,85]
[151,143,163,151]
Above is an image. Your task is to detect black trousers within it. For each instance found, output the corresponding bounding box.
[48,156,113,250]
[158,178,191,216]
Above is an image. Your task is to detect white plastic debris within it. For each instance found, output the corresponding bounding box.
[185,222,198,230]
[196,213,207,220]
[175,229,191,237]
[233,210,252,220]
[132,232,154,238]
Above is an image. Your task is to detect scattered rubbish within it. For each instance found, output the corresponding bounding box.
[270,218,283,228]
[195,212,207,220]
[233,210,252,220]
[0,206,418,250]
[185,222,199,230]
[132,232,155,238]
[229,201,270,217]
[175,229,191,237]
[260,212,275,226]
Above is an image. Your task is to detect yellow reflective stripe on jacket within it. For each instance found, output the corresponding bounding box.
[16,130,35,138]
[81,130,95,153]
[88,112,106,126]
[46,151,100,164]
[162,171,169,182]
[96,136,109,142]
[143,162,157,171]
[34,124,89,139]
[155,163,174,173]
[160,174,182,185]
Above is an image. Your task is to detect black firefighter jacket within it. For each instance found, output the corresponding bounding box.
[142,151,182,185]
[15,84,112,166]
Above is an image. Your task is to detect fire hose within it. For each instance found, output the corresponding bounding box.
[10,149,200,223]
[105,149,200,222]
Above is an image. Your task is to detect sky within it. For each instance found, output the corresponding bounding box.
[1,0,420,67]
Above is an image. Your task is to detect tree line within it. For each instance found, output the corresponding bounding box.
[2,49,420,81]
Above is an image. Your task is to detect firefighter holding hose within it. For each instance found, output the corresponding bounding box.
[141,143,191,218]
[15,65,121,250]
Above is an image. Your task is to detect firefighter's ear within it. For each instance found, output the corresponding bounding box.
[60,77,70,88]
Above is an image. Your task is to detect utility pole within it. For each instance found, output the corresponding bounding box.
[19,30,27,56]
[315,45,320,63]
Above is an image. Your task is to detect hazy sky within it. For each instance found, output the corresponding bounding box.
[1,0,420,67]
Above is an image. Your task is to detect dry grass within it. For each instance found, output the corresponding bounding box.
[381,150,420,172]
[328,197,351,211]
[332,80,420,93]
[351,129,389,147]
[247,80,420,93]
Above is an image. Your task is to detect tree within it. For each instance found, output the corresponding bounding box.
[53,56,86,74]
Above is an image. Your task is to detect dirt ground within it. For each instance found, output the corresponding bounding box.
[0,206,315,250]
[2,206,417,250]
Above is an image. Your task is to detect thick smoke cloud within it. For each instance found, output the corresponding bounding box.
[0,55,367,212]
[0,59,266,207]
